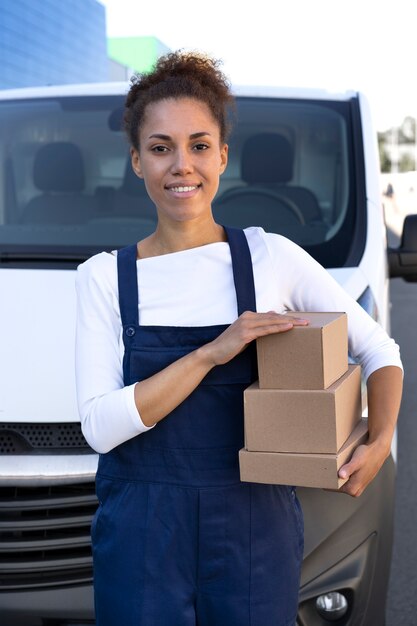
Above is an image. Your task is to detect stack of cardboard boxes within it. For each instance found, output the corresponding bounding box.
[239,312,368,489]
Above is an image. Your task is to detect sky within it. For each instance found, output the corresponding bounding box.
[99,0,417,132]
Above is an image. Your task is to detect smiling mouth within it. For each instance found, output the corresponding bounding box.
[168,184,201,193]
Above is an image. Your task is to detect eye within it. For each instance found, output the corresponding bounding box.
[193,143,209,151]
[151,145,169,153]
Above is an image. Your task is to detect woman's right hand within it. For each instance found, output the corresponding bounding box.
[201,311,309,367]
[135,311,308,428]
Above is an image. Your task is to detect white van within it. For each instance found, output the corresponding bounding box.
[0,83,415,625]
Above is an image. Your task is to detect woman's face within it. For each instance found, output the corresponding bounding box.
[131,97,228,224]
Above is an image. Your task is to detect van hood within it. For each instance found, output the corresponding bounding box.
[328,266,368,300]
[0,265,367,424]
[0,268,79,423]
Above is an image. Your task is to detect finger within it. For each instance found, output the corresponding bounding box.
[242,311,309,326]
[338,463,353,481]
[262,312,309,326]
[235,324,294,346]
[237,317,294,333]
[339,480,363,498]
[338,460,362,480]
[338,445,368,480]
[249,322,294,338]
[283,316,309,326]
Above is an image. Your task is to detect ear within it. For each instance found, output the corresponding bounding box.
[219,143,228,175]
[130,147,144,179]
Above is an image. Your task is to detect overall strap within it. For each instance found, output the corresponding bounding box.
[117,244,139,345]
[223,226,257,315]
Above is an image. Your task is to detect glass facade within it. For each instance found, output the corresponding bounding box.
[0,0,108,89]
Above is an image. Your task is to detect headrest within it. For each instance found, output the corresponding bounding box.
[33,142,85,192]
[241,133,293,184]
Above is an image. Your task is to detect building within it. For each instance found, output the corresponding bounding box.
[0,0,108,89]
[108,36,170,80]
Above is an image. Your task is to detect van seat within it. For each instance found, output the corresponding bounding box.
[112,161,155,219]
[22,142,91,224]
[214,133,323,228]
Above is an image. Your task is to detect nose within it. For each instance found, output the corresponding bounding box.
[171,146,193,175]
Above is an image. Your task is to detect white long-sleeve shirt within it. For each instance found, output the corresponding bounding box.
[75,227,403,454]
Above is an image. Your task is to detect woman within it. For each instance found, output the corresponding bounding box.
[75,52,403,626]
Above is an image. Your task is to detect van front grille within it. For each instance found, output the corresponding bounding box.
[0,482,97,590]
[0,423,92,454]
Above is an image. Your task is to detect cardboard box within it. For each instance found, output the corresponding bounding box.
[239,419,368,489]
[256,312,348,390]
[244,365,362,454]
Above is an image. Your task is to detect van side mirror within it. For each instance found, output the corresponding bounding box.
[389,214,417,282]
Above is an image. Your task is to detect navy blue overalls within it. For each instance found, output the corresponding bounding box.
[91,227,304,626]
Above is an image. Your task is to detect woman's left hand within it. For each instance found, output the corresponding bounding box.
[337,440,390,498]
[337,366,402,498]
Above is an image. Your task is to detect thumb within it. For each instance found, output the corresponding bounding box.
[338,463,353,480]
[338,444,368,479]
[338,455,361,480]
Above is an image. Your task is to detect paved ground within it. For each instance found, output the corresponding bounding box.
[385,231,417,625]
[384,194,417,624]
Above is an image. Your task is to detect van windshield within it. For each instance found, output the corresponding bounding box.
[0,94,363,267]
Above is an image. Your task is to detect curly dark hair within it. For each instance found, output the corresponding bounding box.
[124,51,235,150]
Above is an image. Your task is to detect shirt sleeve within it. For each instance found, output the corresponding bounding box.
[262,231,403,381]
[75,253,153,454]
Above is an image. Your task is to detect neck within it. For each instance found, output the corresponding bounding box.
[138,216,226,258]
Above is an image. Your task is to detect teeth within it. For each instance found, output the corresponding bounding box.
[171,186,197,193]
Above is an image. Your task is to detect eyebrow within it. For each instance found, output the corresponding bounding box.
[148,132,211,140]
